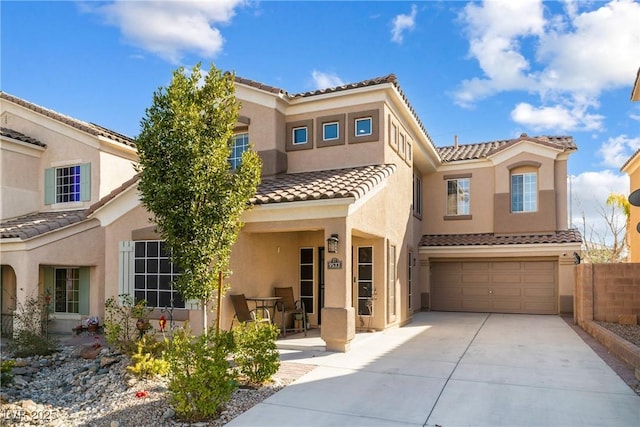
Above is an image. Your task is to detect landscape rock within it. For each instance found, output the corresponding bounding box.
[0,342,307,426]
[79,345,102,360]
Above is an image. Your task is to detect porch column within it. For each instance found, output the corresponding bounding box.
[321,227,355,352]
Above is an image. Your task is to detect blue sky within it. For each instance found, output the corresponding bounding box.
[2,0,639,241]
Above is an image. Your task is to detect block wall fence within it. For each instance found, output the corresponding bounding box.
[574,263,640,323]
[574,263,640,372]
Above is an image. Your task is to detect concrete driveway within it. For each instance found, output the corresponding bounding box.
[228,312,640,427]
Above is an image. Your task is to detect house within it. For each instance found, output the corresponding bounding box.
[0,92,137,334]
[621,150,640,262]
[0,74,581,351]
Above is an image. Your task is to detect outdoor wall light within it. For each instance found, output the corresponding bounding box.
[327,234,339,253]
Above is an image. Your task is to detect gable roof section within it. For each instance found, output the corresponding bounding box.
[632,66,640,101]
[420,229,582,247]
[0,92,136,149]
[0,127,46,148]
[251,164,397,205]
[437,134,576,163]
[234,74,436,153]
[0,210,87,240]
[621,149,640,174]
[82,164,396,222]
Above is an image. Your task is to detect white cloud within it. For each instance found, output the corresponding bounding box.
[598,134,640,169]
[391,4,417,44]
[455,0,640,133]
[85,0,245,64]
[537,0,640,95]
[510,102,604,132]
[311,71,344,89]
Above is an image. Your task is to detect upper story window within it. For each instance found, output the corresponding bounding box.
[446,178,470,215]
[511,172,537,212]
[229,132,249,170]
[56,165,81,202]
[323,122,339,141]
[134,240,185,309]
[293,127,308,145]
[45,163,90,205]
[413,174,422,218]
[355,117,372,137]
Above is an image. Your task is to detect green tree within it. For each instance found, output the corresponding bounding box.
[135,64,261,331]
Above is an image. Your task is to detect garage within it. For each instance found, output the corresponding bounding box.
[430,260,557,314]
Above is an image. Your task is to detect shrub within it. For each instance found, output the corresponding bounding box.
[104,294,152,354]
[11,292,58,357]
[126,335,169,379]
[233,321,280,386]
[165,325,237,421]
[1,359,16,386]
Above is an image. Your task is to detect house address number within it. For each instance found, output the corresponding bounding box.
[328,257,343,269]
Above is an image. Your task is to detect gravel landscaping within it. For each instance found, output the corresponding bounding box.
[595,321,640,347]
[0,343,315,426]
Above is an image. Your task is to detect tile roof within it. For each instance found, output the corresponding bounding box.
[85,174,141,216]
[1,210,87,240]
[419,229,583,247]
[620,148,640,172]
[0,127,46,148]
[250,164,396,205]
[0,92,136,148]
[437,134,577,162]
[233,74,436,152]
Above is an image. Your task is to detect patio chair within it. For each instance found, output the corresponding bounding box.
[230,293,271,328]
[274,286,307,337]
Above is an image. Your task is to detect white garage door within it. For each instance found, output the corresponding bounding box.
[431,260,557,314]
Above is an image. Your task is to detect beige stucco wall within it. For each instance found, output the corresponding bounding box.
[626,154,640,262]
[1,107,137,216]
[0,220,104,333]
[1,141,42,218]
[422,165,495,235]
[284,102,386,173]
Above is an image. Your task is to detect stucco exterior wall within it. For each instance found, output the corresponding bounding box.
[285,102,386,173]
[626,155,640,262]
[493,151,558,234]
[422,166,495,235]
[1,109,137,214]
[1,142,42,218]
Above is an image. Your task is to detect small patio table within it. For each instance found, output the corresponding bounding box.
[245,296,281,324]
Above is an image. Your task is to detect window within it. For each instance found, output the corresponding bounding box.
[44,163,90,205]
[134,241,185,309]
[355,117,372,136]
[447,178,470,215]
[55,268,79,313]
[299,248,314,314]
[399,133,406,157]
[229,132,249,170]
[413,174,422,217]
[293,127,307,145]
[511,172,537,212]
[323,122,339,141]
[357,246,373,316]
[56,166,81,203]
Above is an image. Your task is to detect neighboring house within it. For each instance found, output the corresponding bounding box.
[621,150,640,262]
[0,75,581,351]
[632,67,640,102]
[0,92,137,334]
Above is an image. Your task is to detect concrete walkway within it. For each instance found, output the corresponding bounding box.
[229,312,640,427]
